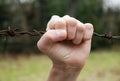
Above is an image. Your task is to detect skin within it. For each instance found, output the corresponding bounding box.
[37,15,94,81]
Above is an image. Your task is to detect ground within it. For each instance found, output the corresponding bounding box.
[0,50,120,81]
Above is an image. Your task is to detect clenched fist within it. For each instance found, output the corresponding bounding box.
[37,15,94,81]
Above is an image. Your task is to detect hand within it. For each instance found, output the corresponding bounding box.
[37,15,94,81]
[37,15,93,68]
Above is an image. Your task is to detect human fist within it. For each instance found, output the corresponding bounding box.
[37,15,94,68]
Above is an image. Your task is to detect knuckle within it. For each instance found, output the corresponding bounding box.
[47,15,62,30]
[85,23,94,31]
[62,15,70,18]
[67,18,77,27]
[55,19,66,29]
[51,15,60,19]
[77,23,85,33]
[62,15,77,27]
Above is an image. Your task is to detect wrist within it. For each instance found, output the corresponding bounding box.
[46,64,81,81]
[53,63,82,70]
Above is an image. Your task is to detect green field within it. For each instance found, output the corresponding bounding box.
[0,50,120,81]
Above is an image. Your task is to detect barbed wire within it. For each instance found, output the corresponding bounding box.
[0,27,120,40]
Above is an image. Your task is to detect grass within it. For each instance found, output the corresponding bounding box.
[0,50,120,81]
[79,50,120,81]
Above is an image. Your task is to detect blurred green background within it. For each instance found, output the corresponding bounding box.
[0,0,119,54]
[0,0,120,81]
[0,50,120,81]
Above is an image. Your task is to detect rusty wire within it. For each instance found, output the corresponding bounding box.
[0,27,120,40]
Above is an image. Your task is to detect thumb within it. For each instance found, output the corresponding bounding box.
[37,30,66,51]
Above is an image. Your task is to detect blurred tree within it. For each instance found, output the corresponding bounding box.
[38,0,48,30]
[0,0,119,54]
[66,0,79,17]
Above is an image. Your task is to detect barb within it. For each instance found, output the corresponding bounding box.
[0,27,120,40]
[93,32,120,40]
[0,27,45,37]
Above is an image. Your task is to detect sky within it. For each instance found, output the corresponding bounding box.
[103,0,120,11]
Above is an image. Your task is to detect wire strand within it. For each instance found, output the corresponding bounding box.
[0,27,120,40]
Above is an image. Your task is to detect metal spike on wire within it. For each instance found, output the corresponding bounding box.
[0,26,45,37]
[0,27,120,40]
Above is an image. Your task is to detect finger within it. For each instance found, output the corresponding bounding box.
[72,21,85,45]
[83,23,94,41]
[62,15,77,40]
[54,18,66,30]
[46,15,61,31]
[37,30,66,51]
